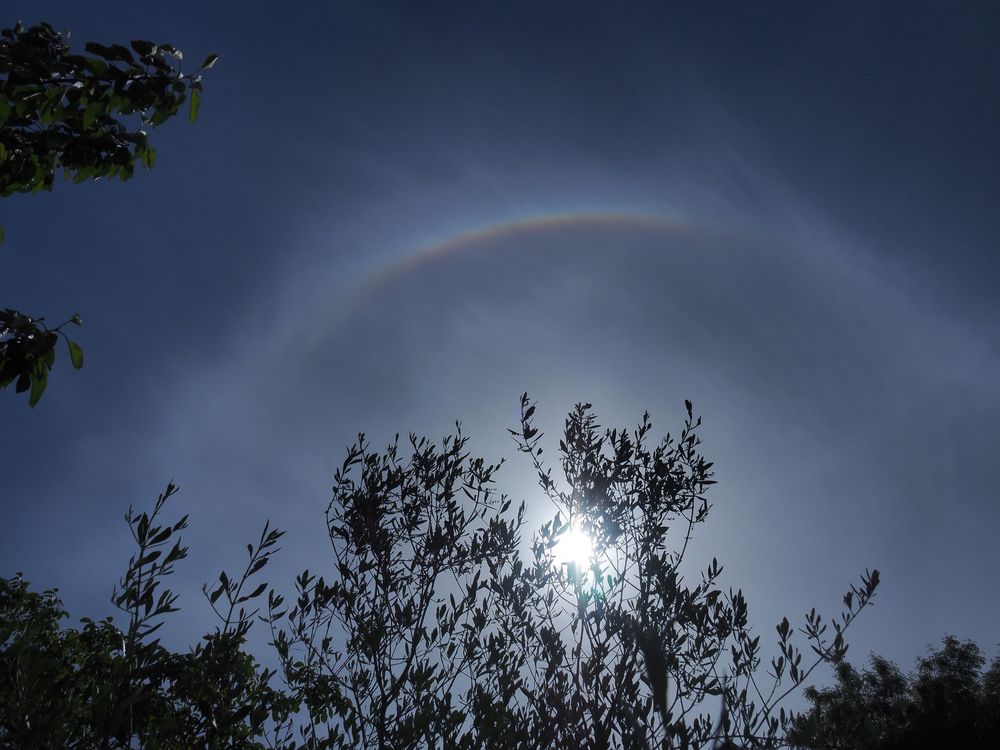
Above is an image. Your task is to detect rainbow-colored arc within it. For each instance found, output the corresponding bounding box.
[334,211,687,319]
[282,211,712,356]
[378,211,685,281]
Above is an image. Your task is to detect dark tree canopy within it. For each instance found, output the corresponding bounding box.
[0,20,214,406]
[0,400,880,748]
[789,635,1000,750]
[0,20,214,198]
[0,486,292,748]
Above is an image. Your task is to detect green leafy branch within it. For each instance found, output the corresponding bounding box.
[0,308,83,406]
[0,20,217,200]
[0,20,216,407]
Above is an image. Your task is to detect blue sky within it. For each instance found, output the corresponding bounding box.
[3,0,999,691]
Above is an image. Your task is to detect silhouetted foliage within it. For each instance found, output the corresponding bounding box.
[1,400,880,747]
[0,20,215,405]
[0,484,293,748]
[267,397,880,747]
[0,308,82,406]
[788,635,1000,750]
[0,20,214,198]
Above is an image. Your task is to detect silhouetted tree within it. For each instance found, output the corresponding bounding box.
[0,20,215,406]
[0,483,294,748]
[1,399,881,747]
[270,396,880,748]
[789,635,1000,750]
[0,485,300,747]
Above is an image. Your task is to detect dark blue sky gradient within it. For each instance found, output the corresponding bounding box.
[3,1,999,688]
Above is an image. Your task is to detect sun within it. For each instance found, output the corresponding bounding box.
[553,523,595,568]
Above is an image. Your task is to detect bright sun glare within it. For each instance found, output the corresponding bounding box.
[554,523,595,568]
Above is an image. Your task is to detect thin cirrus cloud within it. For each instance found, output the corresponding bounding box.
[134,205,999,667]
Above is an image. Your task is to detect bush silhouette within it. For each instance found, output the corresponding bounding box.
[789,634,1000,750]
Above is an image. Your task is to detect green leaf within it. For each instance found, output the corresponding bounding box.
[189,88,201,124]
[0,225,4,243]
[200,53,219,70]
[140,144,156,169]
[150,107,171,127]
[108,44,135,63]
[84,41,113,58]
[85,57,108,75]
[28,374,47,407]
[68,340,84,369]
[83,101,100,130]
[130,40,155,56]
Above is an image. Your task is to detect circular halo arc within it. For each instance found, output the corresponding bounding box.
[315,212,706,344]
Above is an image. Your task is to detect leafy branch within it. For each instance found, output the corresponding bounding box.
[0,308,83,406]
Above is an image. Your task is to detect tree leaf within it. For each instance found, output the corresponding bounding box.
[130,40,155,56]
[68,340,84,369]
[28,374,47,407]
[189,89,201,124]
[83,102,100,130]
[140,144,156,169]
